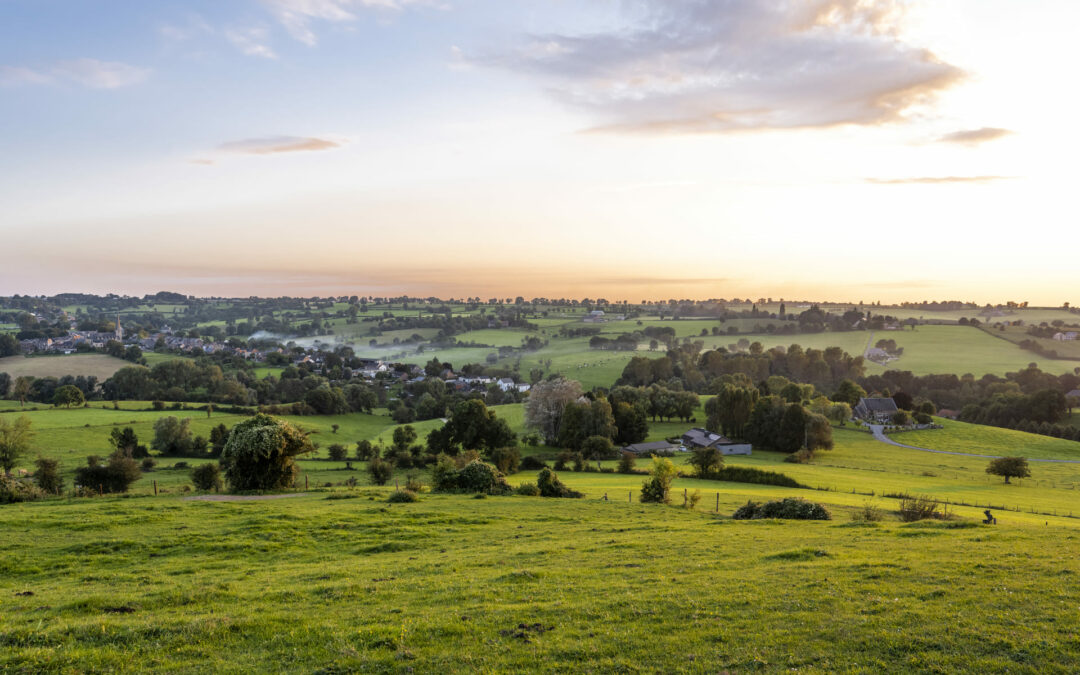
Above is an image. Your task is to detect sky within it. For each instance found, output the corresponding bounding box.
[1,0,1077,304]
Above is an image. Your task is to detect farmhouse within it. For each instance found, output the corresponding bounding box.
[854,397,899,423]
[583,310,606,324]
[1053,332,1078,341]
[621,441,679,455]
[680,428,752,456]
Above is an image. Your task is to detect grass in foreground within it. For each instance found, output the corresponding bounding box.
[2,492,1080,673]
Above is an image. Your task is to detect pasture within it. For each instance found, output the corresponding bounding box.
[0,354,132,380]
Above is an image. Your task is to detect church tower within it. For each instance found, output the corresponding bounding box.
[115,313,123,341]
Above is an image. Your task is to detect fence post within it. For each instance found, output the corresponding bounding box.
[629,490,632,504]
[683,488,687,506]
[716,492,720,513]
[153,480,157,496]
[305,475,309,491]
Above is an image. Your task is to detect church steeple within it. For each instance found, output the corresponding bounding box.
[115,312,123,341]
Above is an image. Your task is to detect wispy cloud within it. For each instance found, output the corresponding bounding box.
[261,0,425,46]
[218,136,344,155]
[0,59,150,89]
[937,127,1013,146]
[481,0,964,134]
[866,176,1011,185]
[225,26,277,59]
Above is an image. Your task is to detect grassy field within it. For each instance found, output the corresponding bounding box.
[901,419,1080,460]
[4,488,1080,672]
[0,354,132,380]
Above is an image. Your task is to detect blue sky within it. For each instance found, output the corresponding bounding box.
[1,1,1077,303]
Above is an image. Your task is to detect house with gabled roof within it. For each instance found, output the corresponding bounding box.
[854,397,899,423]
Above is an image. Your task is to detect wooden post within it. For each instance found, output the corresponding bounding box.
[153,480,157,496]
[99,484,103,496]
[716,492,719,513]
[683,488,687,506]
[629,490,632,503]
[305,475,309,490]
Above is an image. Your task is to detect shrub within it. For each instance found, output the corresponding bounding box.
[712,466,805,488]
[140,457,157,472]
[368,457,394,486]
[191,463,224,492]
[732,498,831,521]
[355,440,376,461]
[581,435,616,461]
[522,433,541,447]
[684,489,702,511]
[689,447,723,478]
[514,482,541,496]
[431,456,460,492]
[617,451,638,474]
[33,457,63,494]
[0,475,45,503]
[74,450,142,494]
[152,400,165,411]
[553,451,575,471]
[489,447,521,475]
[898,496,943,522]
[520,455,548,470]
[852,501,884,522]
[387,489,419,503]
[457,460,511,495]
[327,444,348,461]
[639,457,676,504]
[785,449,814,464]
[404,476,425,493]
[220,414,314,492]
[536,468,583,498]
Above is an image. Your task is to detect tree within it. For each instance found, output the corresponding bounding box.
[831,379,867,406]
[392,425,418,452]
[0,416,34,474]
[689,446,723,479]
[778,404,809,453]
[53,384,85,408]
[74,449,141,493]
[109,426,148,458]
[367,457,394,485]
[0,334,19,357]
[152,417,193,455]
[34,457,63,494]
[327,443,348,461]
[355,439,376,460]
[209,423,230,457]
[612,401,648,445]
[805,413,834,451]
[524,377,583,445]
[986,456,1031,484]
[220,414,314,491]
[12,376,32,407]
[191,463,223,491]
[428,399,516,454]
[0,372,10,398]
[557,398,616,450]
[581,435,615,462]
[640,456,676,504]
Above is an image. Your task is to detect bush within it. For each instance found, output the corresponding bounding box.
[140,457,157,472]
[514,482,541,496]
[581,435,616,460]
[617,451,638,474]
[785,449,814,464]
[220,414,314,492]
[387,489,419,503]
[852,501,884,522]
[431,456,460,492]
[640,457,676,504]
[684,489,702,511]
[489,447,521,475]
[368,457,394,486]
[536,468,583,498]
[327,444,348,461]
[712,466,805,488]
[33,457,63,494]
[520,455,548,470]
[74,450,142,494]
[191,463,224,492]
[898,496,943,522]
[0,475,45,503]
[405,476,425,493]
[732,498,831,520]
[457,460,511,495]
[152,400,165,411]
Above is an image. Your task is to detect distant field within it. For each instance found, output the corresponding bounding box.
[984,325,1080,360]
[0,354,131,380]
[902,418,1080,461]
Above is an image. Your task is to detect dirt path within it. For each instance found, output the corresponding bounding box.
[183,493,309,502]
[867,425,1080,463]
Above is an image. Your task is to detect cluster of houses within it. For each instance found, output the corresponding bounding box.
[582,310,627,324]
[622,428,753,456]
[1053,331,1078,341]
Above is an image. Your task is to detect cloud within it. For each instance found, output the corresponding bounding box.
[482,0,964,134]
[866,176,1011,185]
[261,0,424,46]
[0,59,149,89]
[225,26,278,59]
[937,127,1013,146]
[53,59,150,89]
[218,136,344,155]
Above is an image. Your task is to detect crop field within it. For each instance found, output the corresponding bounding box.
[985,325,1080,360]
[0,354,132,380]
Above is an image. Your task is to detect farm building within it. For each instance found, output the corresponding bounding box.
[1053,332,1078,341]
[1067,390,1080,403]
[854,397,899,423]
[680,428,752,456]
[937,408,960,420]
[621,441,679,455]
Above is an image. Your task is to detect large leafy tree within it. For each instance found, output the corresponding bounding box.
[427,399,516,455]
[986,456,1031,484]
[0,415,34,474]
[220,414,314,491]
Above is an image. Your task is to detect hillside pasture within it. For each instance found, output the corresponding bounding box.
[0,354,132,380]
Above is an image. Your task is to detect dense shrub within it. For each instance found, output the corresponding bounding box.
[367,457,394,486]
[74,450,142,494]
[220,414,314,491]
[581,435,616,460]
[712,466,805,488]
[433,459,512,495]
[617,451,637,474]
[897,496,944,522]
[536,468,583,498]
[327,444,348,461]
[191,463,224,492]
[387,489,419,503]
[852,501,884,522]
[431,456,460,492]
[140,457,157,472]
[639,457,676,504]
[33,457,63,494]
[520,455,548,470]
[0,475,45,503]
[732,497,831,520]
[514,482,541,496]
[489,447,521,475]
[404,476,425,493]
